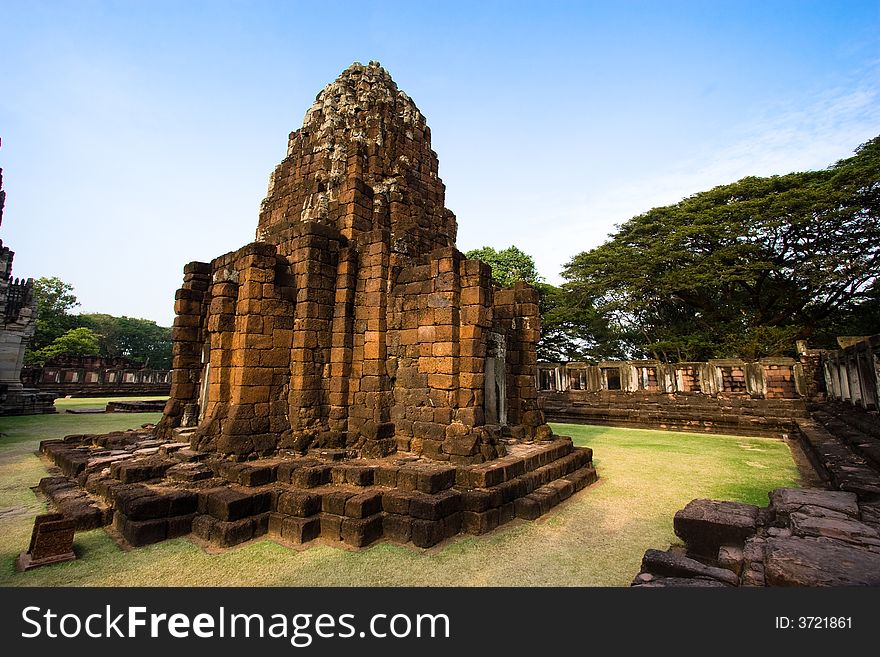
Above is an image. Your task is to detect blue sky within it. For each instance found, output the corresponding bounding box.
[2,0,878,326]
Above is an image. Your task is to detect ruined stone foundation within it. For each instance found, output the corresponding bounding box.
[31,62,596,555]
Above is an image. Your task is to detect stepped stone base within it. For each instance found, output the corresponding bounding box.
[36,429,597,552]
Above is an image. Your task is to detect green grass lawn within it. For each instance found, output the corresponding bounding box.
[0,401,803,587]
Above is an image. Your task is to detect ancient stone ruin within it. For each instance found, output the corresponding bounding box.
[21,355,171,399]
[33,62,597,556]
[632,335,880,586]
[0,138,56,416]
[157,61,550,460]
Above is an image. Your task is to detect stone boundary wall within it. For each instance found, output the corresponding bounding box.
[537,358,807,398]
[537,358,811,437]
[822,335,879,412]
[21,356,170,398]
[540,390,807,437]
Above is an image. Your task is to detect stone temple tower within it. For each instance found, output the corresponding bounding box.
[158,62,548,460]
[34,63,595,554]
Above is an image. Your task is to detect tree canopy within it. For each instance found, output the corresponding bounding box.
[535,282,627,362]
[30,276,80,352]
[80,314,173,369]
[464,245,543,287]
[25,277,172,368]
[27,327,100,366]
[561,136,880,361]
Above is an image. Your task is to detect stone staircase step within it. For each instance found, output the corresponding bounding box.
[158,442,190,457]
[820,402,880,441]
[38,476,108,531]
[171,448,209,462]
[812,410,880,470]
[110,456,176,484]
[796,418,880,501]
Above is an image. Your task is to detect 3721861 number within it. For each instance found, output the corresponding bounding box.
[798,617,851,629]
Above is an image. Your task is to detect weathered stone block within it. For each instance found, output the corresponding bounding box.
[17,513,77,570]
[281,516,321,544]
[411,518,445,548]
[115,513,168,547]
[396,466,420,491]
[167,513,197,538]
[514,496,542,520]
[564,466,598,491]
[239,464,275,487]
[206,489,270,521]
[381,490,412,515]
[158,489,194,517]
[674,499,760,559]
[382,513,412,543]
[214,517,256,547]
[416,466,456,493]
[496,478,529,504]
[462,509,499,535]
[277,491,321,518]
[344,492,383,519]
[499,501,515,524]
[320,513,343,541]
[460,488,503,513]
[276,461,303,483]
[268,511,284,535]
[340,514,383,547]
[640,549,740,585]
[409,490,461,520]
[769,488,859,523]
[442,434,479,457]
[374,465,399,487]
[443,511,462,537]
[764,536,880,586]
[530,486,560,514]
[470,464,505,488]
[292,466,331,488]
[322,490,354,516]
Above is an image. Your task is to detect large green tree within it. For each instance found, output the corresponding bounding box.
[30,276,80,352]
[464,245,543,287]
[25,277,172,368]
[562,136,880,361]
[535,282,628,362]
[80,314,173,369]
[27,327,100,366]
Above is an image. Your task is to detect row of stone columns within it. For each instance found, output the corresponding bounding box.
[823,336,880,411]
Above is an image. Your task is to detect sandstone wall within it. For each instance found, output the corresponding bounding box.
[537,358,811,436]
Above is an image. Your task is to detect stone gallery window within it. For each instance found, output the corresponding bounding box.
[123,372,136,383]
[42,369,60,383]
[764,365,797,399]
[677,367,701,393]
[538,369,556,391]
[63,370,80,383]
[568,369,587,390]
[602,367,622,390]
[719,366,746,392]
[84,371,99,383]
